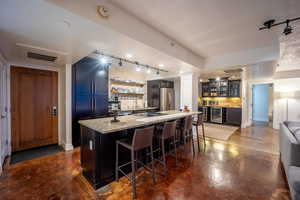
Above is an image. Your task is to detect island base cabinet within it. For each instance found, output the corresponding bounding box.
[80,124,182,189]
[225,108,242,126]
[80,126,134,189]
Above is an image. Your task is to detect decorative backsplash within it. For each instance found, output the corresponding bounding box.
[199,97,242,108]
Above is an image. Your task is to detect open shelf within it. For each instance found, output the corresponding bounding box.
[111,92,144,96]
[110,79,145,87]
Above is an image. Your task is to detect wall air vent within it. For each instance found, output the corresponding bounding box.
[27,52,57,62]
[224,69,243,73]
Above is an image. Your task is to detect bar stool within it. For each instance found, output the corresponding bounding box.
[192,113,206,151]
[154,120,178,176]
[115,126,155,199]
[182,116,195,155]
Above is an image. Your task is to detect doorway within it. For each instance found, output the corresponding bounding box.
[11,66,59,152]
[252,83,273,127]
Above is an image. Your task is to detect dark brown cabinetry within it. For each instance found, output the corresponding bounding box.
[228,80,240,97]
[147,80,173,108]
[201,79,240,97]
[225,108,242,126]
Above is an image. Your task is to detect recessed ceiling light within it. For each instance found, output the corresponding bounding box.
[125,54,133,58]
[100,57,107,64]
[216,77,220,81]
[179,70,183,74]
[199,79,203,82]
[158,64,164,67]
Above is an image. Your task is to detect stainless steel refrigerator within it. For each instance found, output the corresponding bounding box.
[160,88,175,111]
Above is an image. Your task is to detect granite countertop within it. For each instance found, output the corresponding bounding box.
[79,110,201,134]
[120,107,158,112]
[199,105,242,108]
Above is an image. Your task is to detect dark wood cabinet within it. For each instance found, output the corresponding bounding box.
[228,80,240,97]
[202,83,210,97]
[201,79,240,97]
[147,80,160,108]
[72,57,109,147]
[147,80,173,108]
[160,80,174,88]
[225,107,242,126]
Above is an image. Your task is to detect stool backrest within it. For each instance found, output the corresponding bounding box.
[162,120,177,139]
[196,113,204,125]
[184,116,193,132]
[132,126,154,150]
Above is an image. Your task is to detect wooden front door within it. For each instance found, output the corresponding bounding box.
[11,66,58,152]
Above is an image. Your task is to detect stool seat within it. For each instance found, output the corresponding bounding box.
[117,138,133,150]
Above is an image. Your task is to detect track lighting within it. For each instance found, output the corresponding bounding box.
[94,50,168,75]
[283,20,292,35]
[135,62,141,72]
[259,17,300,36]
[118,59,122,67]
[146,66,151,74]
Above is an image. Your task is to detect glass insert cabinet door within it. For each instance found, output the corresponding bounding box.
[210,107,222,123]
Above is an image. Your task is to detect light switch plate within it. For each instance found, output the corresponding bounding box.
[89,140,93,150]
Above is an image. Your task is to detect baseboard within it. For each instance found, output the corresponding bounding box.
[61,143,74,151]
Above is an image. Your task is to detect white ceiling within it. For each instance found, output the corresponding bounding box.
[278,24,300,71]
[0,0,299,75]
[0,0,199,74]
[111,0,300,58]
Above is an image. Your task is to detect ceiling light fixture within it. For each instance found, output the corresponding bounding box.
[158,64,164,67]
[94,51,168,75]
[146,66,151,74]
[259,17,300,36]
[179,70,183,74]
[199,79,203,82]
[125,53,133,58]
[283,20,293,35]
[216,77,220,81]
[100,57,107,64]
[118,59,122,67]
[135,62,141,72]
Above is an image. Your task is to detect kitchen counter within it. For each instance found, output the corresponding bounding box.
[120,107,158,112]
[79,110,201,189]
[79,110,200,134]
[199,105,242,108]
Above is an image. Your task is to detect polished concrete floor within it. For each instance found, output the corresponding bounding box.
[0,125,289,200]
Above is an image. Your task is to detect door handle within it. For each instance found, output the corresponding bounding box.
[52,106,57,116]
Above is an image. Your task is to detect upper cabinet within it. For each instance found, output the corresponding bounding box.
[201,79,240,97]
[228,80,240,97]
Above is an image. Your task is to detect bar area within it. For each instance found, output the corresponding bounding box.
[72,52,202,197]
[79,111,200,190]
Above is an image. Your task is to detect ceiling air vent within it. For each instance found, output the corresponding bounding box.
[27,52,57,62]
[224,69,243,73]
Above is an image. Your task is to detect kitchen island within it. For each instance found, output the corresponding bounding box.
[78,110,200,189]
